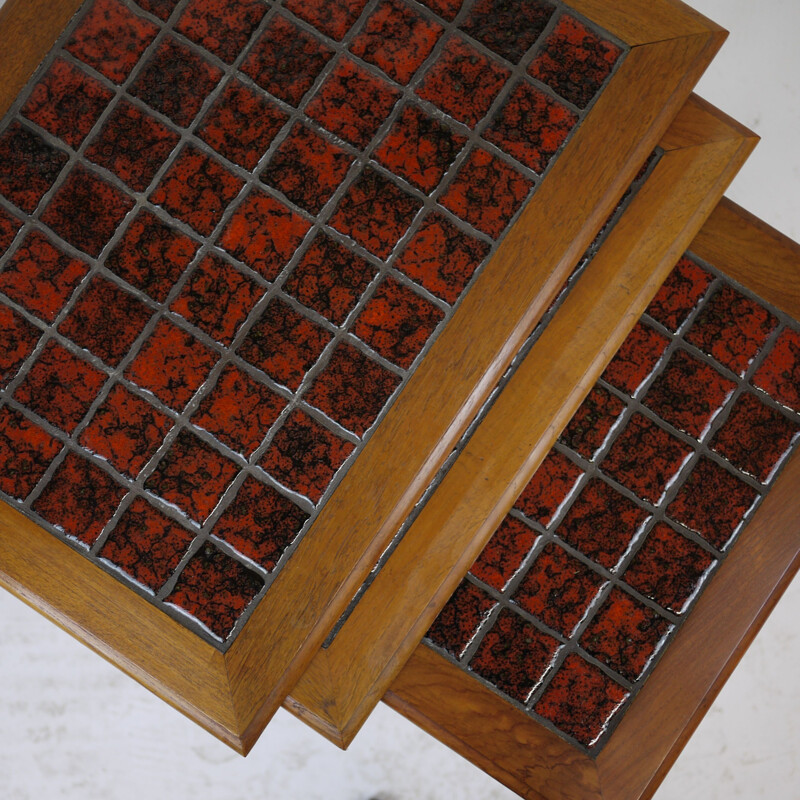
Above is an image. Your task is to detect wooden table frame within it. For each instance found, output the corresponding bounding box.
[0,0,728,753]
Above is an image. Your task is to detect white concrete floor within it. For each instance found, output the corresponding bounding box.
[0,1,798,798]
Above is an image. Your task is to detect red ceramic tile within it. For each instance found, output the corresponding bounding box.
[150,146,244,236]
[470,514,539,592]
[624,522,715,613]
[581,587,671,682]
[192,364,287,457]
[667,456,759,549]
[106,210,198,302]
[126,318,218,411]
[416,37,510,127]
[0,207,21,256]
[484,82,578,173]
[514,449,583,527]
[66,0,158,84]
[529,14,622,109]
[171,254,263,345]
[470,608,560,702]
[260,409,356,503]
[0,306,40,387]
[261,123,352,214]
[165,542,263,639]
[601,322,670,396]
[79,384,172,477]
[440,147,533,239]
[351,0,443,85]
[219,190,310,280]
[212,476,309,570]
[353,277,445,369]
[0,406,62,501]
[145,428,237,523]
[514,543,604,637]
[642,349,736,439]
[393,212,490,304]
[329,168,422,259]
[176,0,268,64]
[710,392,798,483]
[0,122,68,213]
[241,15,334,107]
[284,0,368,41]
[558,385,626,460]
[15,340,106,433]
[132,0,177,21]
[0,231,88,323]
[307,57,400,150]
[558,478,650,569]
[375,105,467,193]
[305,343,402,436]
[197,80,289,171]
[461,0,555,63]
[85,99,180,192]
[426,579,496,658]
[419,0,463,21]
[33,452,126,546]
[129,36,223,128]
[283,233,376,325]
[753,327,800,413]
[22,58,114,149]
[685,284,778,377]
[237,300,332,391]
[645,255,714,332]
[41,165,134,257]
[99,497,194,590]
[534,654,628,748]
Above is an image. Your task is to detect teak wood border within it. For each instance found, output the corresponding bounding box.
[285,97,758,746]
[0,0,727,753]
[384,197,800,800]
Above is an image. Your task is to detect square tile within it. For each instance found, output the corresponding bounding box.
[470,514,538,592]
[0,406,62,501]
[150,146,244,236]
[353,277,445,369]
[0,122,68,213]
[440,147,532,239]
[753,327,800,412]
[0,207,21,256]
[238,300,331,391]
[99,496,194,590]
[129,36,223,128]
[601,321,670,396]
[212,476,309,570]
[0,231,88,323]
[580,587,671,682]
[132,0,178,20]
[528,14,622,109]
[685,284,778,377]
[645,255,714,332]
[558,385,626,460]
[218,190,310,280]
[197,79,290,171]
[126,318,218,411]
[33,452,126,546]
[192,363,287,457]
[41,165,134,257]
[145,428,237,523]
[426,579,496,658]
[260,409,356,503]
[171,253,263,345]
[416,37,510,127]
[284,0,368,41]
[261,123,352,214]
[22,58,114,149]
[351,0,443,85]
[241,14,334,107]
[667,456,759,549]
[176,0,268,64]
[419,0,463,20]
[558,477,650,569]
[283,233,376,325]
[66,0,158,84]
[329,168,422,259]
[484,82,577,173]
[15,340,107,433]
[0,306,40,388]
[165,542,263,639]
[305,343,402,436]
[513,448,583,527]
[710,392,798,483]
[85,99,180,192]
[306,57,400,150]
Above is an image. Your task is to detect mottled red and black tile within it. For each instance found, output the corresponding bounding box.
[0,207,21,256]
[0,306,40,388]
[645,255,714,332]
[514,449,583,527]
[469,514,538,591]
[558,385,626,460]
[0,406,62,501]
[601,321,669,396]
[132,0,178,21]
[418,0,463,21]
[284,0,368,41]
[753,327,800,413]
[426,579,496,658]
[176,0,267,64]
